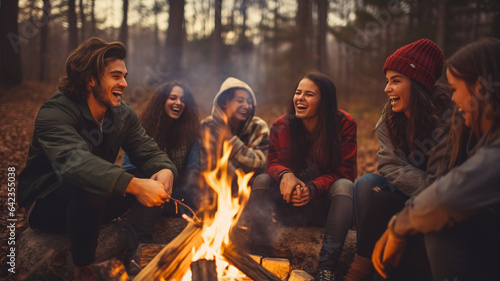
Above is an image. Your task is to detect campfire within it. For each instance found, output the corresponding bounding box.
[133,140,281,281]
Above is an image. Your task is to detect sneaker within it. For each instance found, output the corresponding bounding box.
[316,269,336,281]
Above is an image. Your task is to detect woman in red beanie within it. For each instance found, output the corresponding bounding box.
[344,39,455,281]
[373,37,500,281]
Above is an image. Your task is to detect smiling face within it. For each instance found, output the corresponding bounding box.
[90,59,128,109]
[447,68,479,129]
[294,78,321,121]
[385,70,412,118]
[164,86,185,120]
[223,89,253,123]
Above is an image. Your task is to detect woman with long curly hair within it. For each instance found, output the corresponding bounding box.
[123,81,201,271]
[247,72,357,281]
[136,81,200,173]
[373,37,500,281]
[345,39,454,281]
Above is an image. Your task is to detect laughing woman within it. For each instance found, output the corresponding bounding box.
[199,77,270,189]
[373,37,500,281]
[247,72,357,281]
[345,39,454,281]
[123,81,201,210]
[123,81,201,269]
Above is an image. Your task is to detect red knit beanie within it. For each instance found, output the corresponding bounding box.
[383,38,444,93]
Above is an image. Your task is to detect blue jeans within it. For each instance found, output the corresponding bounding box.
[353,173,394,242]
[354,173,431,280]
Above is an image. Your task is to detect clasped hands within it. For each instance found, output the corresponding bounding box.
[280,172,311,207]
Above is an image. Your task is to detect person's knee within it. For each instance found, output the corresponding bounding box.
[251,173,274,192]
[328,178,354,199]
[354,173,388,194]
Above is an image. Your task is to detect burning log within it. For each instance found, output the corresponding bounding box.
[91,258,129,281]
[222,244,282,281]
[133,221,203,281]
[191,259,217,281]
[134,140,277,280]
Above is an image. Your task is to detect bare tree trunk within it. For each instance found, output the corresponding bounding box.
[165,0,186,79]
[238,0,249,47]
[269,1,279,94]
[79,0,86,42]
[90,0,96,35]
[68,0,78,52]
[153,0,161,57]
[294,0,313,77]
[470,1,480,41]
[204,0,210,37]
[119,0,129,44]
[212,0,223,75]
[40,0,51,82]
[436,0,447,52]
[0,0,22,85]
[495,0,500,38]
[408,0,415,34]
[316,0,328,73]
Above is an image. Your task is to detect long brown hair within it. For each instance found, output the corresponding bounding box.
[381,81,452,155]
[58,37,126,102]
[140,81,200,152]
[446,37,500,167]
[288,72,341,173]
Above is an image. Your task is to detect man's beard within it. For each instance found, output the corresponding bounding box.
[91,82,111,107]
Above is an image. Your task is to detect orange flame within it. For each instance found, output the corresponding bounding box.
[182,139,253,280]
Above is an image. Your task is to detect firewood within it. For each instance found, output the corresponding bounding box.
[91,258,129,281]
[262,257,291,280]
[288,269,314,281]
[222,244,282,281]
[191,259,217,281]
[131,243,167,269]
[133,221,203,281]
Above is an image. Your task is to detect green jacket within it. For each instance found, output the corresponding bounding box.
[18,92,178,208]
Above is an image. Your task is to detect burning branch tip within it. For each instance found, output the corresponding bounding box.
[168,196,201,223]
[182,213,202,225]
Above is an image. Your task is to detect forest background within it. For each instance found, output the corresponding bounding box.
[0,0,499,278]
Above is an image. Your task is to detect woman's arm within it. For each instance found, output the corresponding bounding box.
[395,136,500,235]
[229,117,270,173]
[376,117,426,196]
[309,110,357,199]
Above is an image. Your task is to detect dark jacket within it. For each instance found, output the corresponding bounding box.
[18,92,177,208]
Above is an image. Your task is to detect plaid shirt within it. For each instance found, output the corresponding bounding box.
[267,109,357,199]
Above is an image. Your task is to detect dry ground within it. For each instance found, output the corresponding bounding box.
[0,81,380,279]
